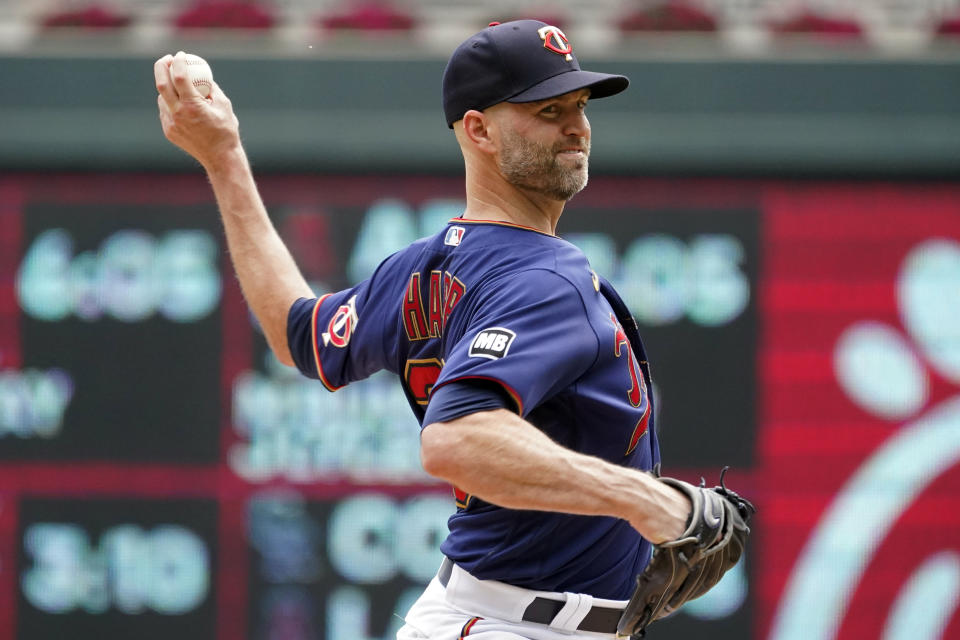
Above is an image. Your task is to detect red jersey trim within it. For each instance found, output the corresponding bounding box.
[453,485,473,510]
[450,218,555,238]
[310,293,344,391]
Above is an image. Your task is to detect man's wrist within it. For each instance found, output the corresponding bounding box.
[201,141,247,179]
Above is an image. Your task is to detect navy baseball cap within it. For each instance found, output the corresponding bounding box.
[442,20,629,128]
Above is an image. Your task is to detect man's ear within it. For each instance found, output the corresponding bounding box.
[462,110,498,154]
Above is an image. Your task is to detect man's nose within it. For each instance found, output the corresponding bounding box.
[562,111,590,139]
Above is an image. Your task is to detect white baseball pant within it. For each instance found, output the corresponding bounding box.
[396,558,629,640]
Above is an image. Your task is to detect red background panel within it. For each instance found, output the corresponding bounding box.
[756,184,960,640]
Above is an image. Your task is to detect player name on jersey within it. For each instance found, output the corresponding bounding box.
[402,270,466,341]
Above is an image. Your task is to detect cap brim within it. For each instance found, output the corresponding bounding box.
[506,70,628,104]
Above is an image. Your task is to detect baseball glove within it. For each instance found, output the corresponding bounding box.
[617,468,756,639]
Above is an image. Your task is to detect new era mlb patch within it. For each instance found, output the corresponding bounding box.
[444,226,465,246]
[469,327,516,359]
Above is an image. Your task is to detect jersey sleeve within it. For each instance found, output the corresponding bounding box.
[433,269,599,417]
[421,379,513,426]
[287,254,405,390]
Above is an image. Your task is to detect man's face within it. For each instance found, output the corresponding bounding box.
[493,90,591,201]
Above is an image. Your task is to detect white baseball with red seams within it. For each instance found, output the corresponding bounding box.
[182,53,213,98]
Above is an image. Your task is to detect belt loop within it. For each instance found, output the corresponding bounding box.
[548,592,594,633]
[438,557,453,587]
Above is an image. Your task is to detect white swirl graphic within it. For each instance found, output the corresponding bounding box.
[898,239,960,383]
[834,321,928,420]
[882,551,960,640]
[768,396,960,640]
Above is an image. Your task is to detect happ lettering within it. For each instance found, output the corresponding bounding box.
[402,270,466,341]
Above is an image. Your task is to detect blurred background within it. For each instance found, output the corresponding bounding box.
[0,1,959,639]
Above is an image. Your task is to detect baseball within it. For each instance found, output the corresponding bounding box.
[181,53,213,98]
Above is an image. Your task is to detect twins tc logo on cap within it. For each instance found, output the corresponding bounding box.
[538,25,573,61]
[469,327,516,359]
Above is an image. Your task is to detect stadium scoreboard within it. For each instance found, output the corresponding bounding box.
[1,174,957,640]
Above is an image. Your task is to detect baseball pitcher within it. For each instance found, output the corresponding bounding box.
[155,19,754,640]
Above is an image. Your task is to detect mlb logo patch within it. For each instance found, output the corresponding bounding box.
[444,226,465,247]
[469,327,516,359]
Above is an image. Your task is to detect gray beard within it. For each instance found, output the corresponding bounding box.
[497,129,590,201]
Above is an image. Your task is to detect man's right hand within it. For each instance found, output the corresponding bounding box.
[154,51,242,170]
[626,471,692,544]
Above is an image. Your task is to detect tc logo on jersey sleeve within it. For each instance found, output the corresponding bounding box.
[322,295,358,348]
[469,327,516,359]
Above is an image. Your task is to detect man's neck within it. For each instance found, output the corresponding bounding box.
[461,177,565,236]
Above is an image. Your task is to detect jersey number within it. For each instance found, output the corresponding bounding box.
[404,358,443,406]
[612,314,650,455]
[403,358,473,509]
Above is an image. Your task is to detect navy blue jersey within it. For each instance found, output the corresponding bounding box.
[287,219,661,599]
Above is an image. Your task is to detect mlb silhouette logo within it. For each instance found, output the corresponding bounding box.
[445,226,465,246]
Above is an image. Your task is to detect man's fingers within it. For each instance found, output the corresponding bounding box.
[169,51,201,99]
[156,94,169,121]
[156,94,177,140]
[208,81,234,112]
[154,54,178,109]
[155,53,180,113]
[209,80,225,101]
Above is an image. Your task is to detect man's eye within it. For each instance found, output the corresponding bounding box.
[541,105,558,115]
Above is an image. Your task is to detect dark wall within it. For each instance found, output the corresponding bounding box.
[1,55,958,176]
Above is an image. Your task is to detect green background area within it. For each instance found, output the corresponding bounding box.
[1,55,957,176]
